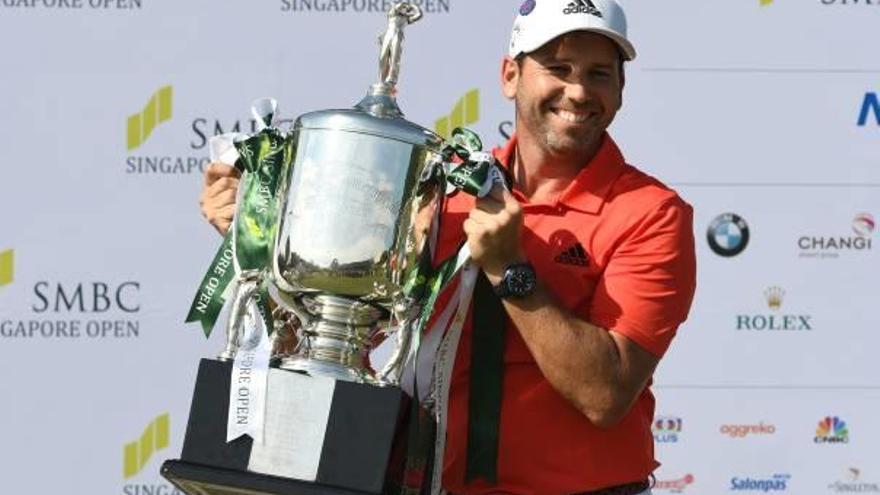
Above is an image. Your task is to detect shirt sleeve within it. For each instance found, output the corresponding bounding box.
[588,197,697,357]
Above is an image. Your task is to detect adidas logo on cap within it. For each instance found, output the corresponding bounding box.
[563,0,603,17]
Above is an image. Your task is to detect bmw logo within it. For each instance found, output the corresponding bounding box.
[707,213,750,257]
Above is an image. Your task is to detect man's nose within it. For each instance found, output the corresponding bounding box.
[564,80,591,105]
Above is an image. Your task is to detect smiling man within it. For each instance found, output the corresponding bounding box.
[198,1,696,494]
[430,1,697,494]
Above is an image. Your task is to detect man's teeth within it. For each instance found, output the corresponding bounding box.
[556,110,589,123]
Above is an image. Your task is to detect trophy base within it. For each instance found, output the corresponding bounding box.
[278,356,378,385]
[163,359,406,495]
[162,460,374,495]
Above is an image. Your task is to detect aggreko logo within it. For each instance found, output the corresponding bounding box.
[435,88,479,139]
[123,413,170,478]
[721,422,777,438]
[127,86,173,151]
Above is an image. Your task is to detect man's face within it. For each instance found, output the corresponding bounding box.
[502,31,624,158]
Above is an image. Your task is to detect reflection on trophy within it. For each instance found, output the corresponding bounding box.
[163,3,446,494]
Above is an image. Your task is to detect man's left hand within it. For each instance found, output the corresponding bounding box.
[462,187,526,284]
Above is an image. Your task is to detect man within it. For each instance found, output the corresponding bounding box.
[200,1,696,494]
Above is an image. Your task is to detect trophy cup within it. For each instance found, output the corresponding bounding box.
[162,3,447,494]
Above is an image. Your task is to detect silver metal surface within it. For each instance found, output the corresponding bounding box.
[270,1,441,384]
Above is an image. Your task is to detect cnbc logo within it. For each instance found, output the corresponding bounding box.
[0,249,13,288]
[127,86,173,151]
[123,413,170,478]
[435,89,480,139]
[815,416,849,444]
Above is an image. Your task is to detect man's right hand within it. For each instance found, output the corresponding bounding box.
[200,162,241,235]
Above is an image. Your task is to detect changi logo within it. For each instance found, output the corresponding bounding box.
[434,89,479,139]
[655,474,694,493]
[127,86,173,151]
[652,416,682,443]
[859,93,879,126]
[829,468,880,493]
[853,212,875,236]
[0,249,13,288]
[730,474,790,492]
[123,413,170,478]
[798,213,873,259]
[720,422,777,438]
[707,213,750,257]
[0,280,141,339]
[736,286,813,332]
[815,416,849,444]
[280,0,451,14]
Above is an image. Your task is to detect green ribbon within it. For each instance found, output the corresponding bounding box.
[185,103,290,337]
[399,126,508,489]
[185,233,236,337]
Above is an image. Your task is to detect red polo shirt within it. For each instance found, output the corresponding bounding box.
[432,134,696,495]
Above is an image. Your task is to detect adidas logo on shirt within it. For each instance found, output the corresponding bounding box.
[555,242,590,267]
[563,0,603,17]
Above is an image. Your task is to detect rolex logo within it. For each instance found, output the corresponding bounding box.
[764,286,785,311]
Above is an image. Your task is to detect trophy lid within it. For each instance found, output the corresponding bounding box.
[295,2,440,149]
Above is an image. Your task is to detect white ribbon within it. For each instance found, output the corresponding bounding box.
[226,297,272,444]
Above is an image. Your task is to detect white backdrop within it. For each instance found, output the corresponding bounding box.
[1,1,878,494]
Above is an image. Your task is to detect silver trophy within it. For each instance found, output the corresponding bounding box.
[270,1,441,385]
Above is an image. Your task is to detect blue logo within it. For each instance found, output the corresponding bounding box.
[858,92,879,126]
[519,0,536,15]
[730,474,790,492]
[708,213,750,257]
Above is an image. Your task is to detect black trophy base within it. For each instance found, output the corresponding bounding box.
[162,459,374,495]
[162,359,407,495]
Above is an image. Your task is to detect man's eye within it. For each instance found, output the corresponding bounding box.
[548,65,569,74]
[590,70,611,79]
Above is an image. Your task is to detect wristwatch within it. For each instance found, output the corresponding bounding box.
[492,262,537,299]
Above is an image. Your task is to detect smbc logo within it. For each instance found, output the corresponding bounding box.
[435,89,479,139]
[127,86,173,151]
[0,249,13,288]
[123,413,170,478]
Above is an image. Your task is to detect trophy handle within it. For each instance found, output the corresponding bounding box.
[217,272,261,361]
[376,317,415,386]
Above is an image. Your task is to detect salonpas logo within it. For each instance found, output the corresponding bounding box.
[736,286,814,332]
[730,474,790,492]
[123,413,170,478]
[829,468,880,493]
[127,86,173,151]
[435,89,479,139]
[0,249,13,288]
[815,416,849,444]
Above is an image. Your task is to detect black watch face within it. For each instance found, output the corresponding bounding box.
[506,265,537,297]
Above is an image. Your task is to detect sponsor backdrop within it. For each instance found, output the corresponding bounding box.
[1,0,878,493]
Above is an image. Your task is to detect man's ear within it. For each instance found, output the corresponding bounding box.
[501,56,520,100]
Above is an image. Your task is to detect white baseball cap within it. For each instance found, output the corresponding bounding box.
[509,0,636,61]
